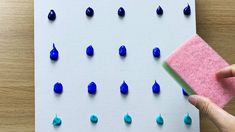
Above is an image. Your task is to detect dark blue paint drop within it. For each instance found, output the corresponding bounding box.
[119,45,127,57]
[54,82,63,94]
[152,81,160,94]
[86,7,94,17]
[156,6,163,16]
[50,44,59,61]
[120,81,128,95]
[182,88,189,96]
[118,7,125,17]
[88,82,97,94]
[153,47,160,58]
[86,45,94,56]
[184,4,191,16]
[48,10,56,21]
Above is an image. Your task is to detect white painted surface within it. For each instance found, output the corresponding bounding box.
[35,0,199,131]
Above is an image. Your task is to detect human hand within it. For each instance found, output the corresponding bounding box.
[216,64,235,78]
[188,65,235,132]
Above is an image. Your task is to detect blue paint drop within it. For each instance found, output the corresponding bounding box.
[86,7,94,17]
[153,47,160,58]
[119,45,127,57]
[124,113,132,124]
[52,115,62,127]
[88,82,97,94]
[156,114,164,125]
[152,81,160,94]
[120,81,128,95]
[118,7,125,17]
[50,44,59,61]
[54,82,63,94]
[184,4,191,16]
[48,10,56,21]
[182,88,189,96]
[90,114,98,124]
[184,113,192,125]
[86,45,94,57]
[156,6,163,16]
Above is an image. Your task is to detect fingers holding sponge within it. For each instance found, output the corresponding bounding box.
[165,34,235,107]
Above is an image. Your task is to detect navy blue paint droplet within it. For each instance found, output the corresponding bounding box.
[50,44,59,61]
[54,82,63,94]
[118,7,125,17]
[182,88,189,96]
[48,10,56,21]
[153,47,160,58]
[86,45,94,57]
[152,81,160,94]
[156,6,163,16]
[119,45,127,57]
[88,82,97,94]
[86,7,94,17]
[120,81,128,95]
[184,4,191,16]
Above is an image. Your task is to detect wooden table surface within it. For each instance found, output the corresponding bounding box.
[0,0,234,131]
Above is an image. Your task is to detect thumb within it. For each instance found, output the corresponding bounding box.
[188,95,234,132]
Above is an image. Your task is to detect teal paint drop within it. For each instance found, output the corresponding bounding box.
[156,114,164,125]
[52,115,62,127]
[184,113,192,125]
[90,114,98,124]
[124,113,132,124]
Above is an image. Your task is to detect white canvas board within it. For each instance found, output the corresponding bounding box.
[35,0,199,131]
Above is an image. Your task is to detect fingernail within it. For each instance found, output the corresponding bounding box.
[188,95,197,106]
[215,71,222,79]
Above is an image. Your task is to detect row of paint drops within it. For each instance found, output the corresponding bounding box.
[53,81,189,96]
[50,44,161,61]
[48,5,191,21]
[53,113,192,127]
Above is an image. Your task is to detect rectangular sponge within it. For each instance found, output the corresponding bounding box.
[166,34,235,107]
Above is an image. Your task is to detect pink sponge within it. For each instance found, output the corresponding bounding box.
[166,34,235,107]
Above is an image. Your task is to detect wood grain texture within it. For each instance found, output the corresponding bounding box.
[0,0,234,131]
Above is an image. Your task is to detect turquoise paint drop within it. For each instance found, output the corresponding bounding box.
[124,113,132,124]
[184,113,192,125]
[156,114,164,125]
[52,115,62,127]
[90,114,98,124]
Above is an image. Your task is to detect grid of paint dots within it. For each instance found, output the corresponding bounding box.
[49,4,193,127]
